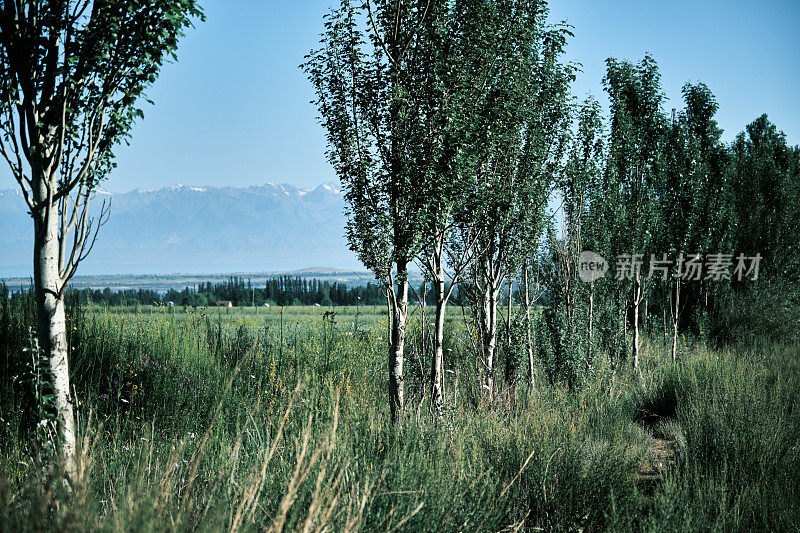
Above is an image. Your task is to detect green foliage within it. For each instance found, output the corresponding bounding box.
[462,1,575,276]
[710,278,800,344]
[2,3,799,530]
[0,0,204,189]
[601,54,666,260]
[303,0,438,280]
[1,0,205,473]
[63,276,388,308]
[539,97,604,385]
[730,114,800,280]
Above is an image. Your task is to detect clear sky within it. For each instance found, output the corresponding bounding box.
[1,0,798,193]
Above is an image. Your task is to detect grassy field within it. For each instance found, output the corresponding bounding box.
[1,300,798,531]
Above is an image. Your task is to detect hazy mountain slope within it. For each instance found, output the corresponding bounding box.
[0,182,359,276]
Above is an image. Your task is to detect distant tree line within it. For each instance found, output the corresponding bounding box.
[5,276,484,309]
[20,276,390,308]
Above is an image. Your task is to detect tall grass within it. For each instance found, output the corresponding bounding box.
[643,341,800,530]
[1,294,798,531]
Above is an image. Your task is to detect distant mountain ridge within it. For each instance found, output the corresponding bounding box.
[0,182,360,276]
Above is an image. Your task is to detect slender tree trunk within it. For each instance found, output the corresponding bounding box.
[632,273,642,372]
[523,267,534,389]
[33,205,76,475]
[643,296,648,336]
[420,280,427,387]
[389,264,409,424]
[481,285,499,403]
[588,287,594,363]
[565,270,572,330]
[506,279,513,347]
[504,279,514,386]
[671,278,680,362]
[622,295,627,364]
[430,279,446,414]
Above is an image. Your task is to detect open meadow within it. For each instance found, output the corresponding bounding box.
[2,294,798,531]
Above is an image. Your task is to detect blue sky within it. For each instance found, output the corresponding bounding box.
[2,0,798,193]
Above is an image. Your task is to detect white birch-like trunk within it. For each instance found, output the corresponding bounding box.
[643,296,648,336]
[588,288,594,363]
[671,278,680,362]
[389,269,409,424]
[430,279,446,414]
[523,268,534,389]
[481,285,499,403]
[622,296,627,366]
[505,280,513,373]
[632,273,641,372]
[33,203,76,475]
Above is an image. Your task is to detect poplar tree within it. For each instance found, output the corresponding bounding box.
[602,55,666,371]
[305,0,446,423]
[0,0,202,473]
[658,82,729,359]
[542,96,603,384]
[730,115,798,278]
[460,6,574,401]
[418,0,540,413]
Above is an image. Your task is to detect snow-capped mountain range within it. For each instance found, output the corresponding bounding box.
[0,182,358,276]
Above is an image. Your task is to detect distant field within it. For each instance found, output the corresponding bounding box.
[94,304,390,316]
[83,303,473,335]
